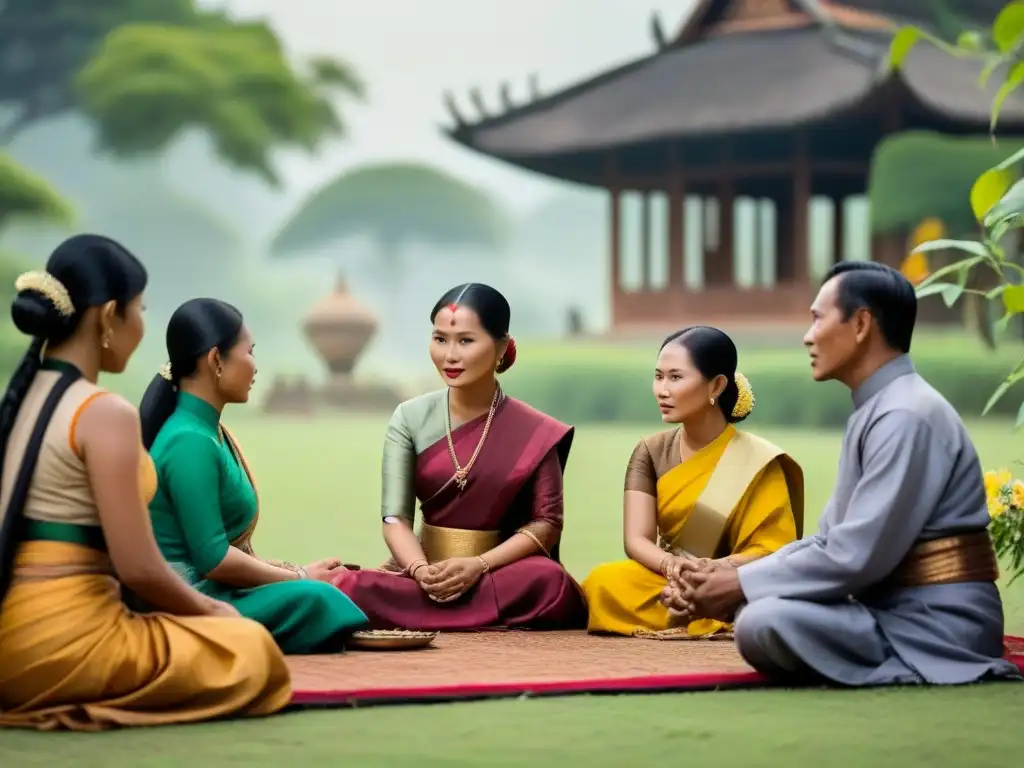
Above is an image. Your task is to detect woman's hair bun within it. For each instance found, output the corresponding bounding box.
[496,336,517,374]
[10,291,66,340]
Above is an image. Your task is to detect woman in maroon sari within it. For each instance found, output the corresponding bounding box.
[332,283,587,630]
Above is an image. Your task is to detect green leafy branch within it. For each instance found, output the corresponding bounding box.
[888,1,1024,427]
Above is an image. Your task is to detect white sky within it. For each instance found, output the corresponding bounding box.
[220,0,699,213]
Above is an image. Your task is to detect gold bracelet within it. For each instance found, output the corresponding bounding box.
[659,554,672,577]
[477,555,490,573]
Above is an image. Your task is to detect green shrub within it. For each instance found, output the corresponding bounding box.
[503,344,1023,428]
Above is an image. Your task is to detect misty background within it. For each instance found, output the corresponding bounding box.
[0,0,870,391]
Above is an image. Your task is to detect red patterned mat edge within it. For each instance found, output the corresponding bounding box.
[289,670,768,706]
[288,635,1024,707]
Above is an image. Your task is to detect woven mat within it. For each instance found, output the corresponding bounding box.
[287,631,763,706]
[287,632,1024,707]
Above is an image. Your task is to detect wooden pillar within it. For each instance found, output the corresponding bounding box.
[776,194,795,281]
[703,197,718,253]
[753,199,765,286]
[640,192,651,290]
[667,148,685,291]
[607,154,622,329]
[832,195,845,266]
[791,133,811,283]
[609,187,621,303]
[705,180,735,286]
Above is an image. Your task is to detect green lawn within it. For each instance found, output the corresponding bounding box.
[2,415,1022,765]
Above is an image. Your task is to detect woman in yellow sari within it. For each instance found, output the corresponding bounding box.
[583,325,804,638]
[0,235,291,731]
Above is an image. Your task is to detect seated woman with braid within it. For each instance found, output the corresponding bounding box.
[582,326,805,639]
[331,283,587,631]
[0,237,289,731]
[138,298,368,654]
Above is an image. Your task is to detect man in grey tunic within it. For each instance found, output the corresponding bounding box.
[664,261,1020,686]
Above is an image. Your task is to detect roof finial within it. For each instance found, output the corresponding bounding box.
[468,87,489,119]
[499,81,514,111]
[443,90,465,126]
[651,12,668,50]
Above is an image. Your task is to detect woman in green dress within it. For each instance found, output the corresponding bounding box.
[138,298,368,653]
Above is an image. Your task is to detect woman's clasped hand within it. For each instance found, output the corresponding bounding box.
[412,557,487,603]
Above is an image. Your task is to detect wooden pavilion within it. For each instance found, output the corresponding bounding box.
[442,0,1024,331]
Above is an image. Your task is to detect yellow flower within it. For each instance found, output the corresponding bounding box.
[989,495,1008,518]
[1011,480,1024,510]
[984,469,1012,499]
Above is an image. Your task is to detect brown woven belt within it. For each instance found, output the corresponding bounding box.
[887,532,999,588]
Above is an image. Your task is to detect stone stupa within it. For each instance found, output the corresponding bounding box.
[263,273,402,413]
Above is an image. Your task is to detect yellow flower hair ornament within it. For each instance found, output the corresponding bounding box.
[14,270,75,317]
[158,362,173,382]
[731,372,755,419]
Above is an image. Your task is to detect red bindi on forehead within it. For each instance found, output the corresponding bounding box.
[447,303,458,325]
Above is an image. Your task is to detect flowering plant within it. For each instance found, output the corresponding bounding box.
[984,469,1024,584]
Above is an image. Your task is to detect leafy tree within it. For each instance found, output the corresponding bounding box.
[0,154,74,231]
[0,2,363,184]
[269,162,509,261]
[889,1,1024,421]
[0,1,200,143]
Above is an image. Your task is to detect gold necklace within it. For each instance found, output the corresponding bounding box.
[446,385,502,491]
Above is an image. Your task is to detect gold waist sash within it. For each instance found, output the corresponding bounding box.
[420,523,500,563]
[11,541,115,585]
[887,532,999,588]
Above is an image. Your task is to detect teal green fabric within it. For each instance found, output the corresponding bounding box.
[149,392,367,653]
[24,519,106,551]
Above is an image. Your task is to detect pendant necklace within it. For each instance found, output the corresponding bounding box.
[446,385,501,491]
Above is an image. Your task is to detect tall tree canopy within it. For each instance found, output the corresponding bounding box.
[0,1,363,184]
[0,153,74,231]
[270,162,509,257]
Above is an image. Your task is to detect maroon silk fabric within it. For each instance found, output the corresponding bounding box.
[332,397,587,631]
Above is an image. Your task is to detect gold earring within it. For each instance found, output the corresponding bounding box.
[496,358,504,370]
[216,367,222,378]
[101,331,111,349]
[710,397,715,406]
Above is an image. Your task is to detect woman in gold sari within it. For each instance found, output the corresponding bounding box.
[582,326,804,638]
[0,235,291,731]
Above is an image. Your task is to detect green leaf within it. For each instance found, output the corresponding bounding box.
[994,146,1024,171]
[1005,284,1024,314]
[983,179,1024,227]
[1014,398,1024,429]
[996,311,1016,334]
[941,283,965,307]
[980,55,1004,89]
[886,27,921,70]
[915,282,954,299]
[915,254,985,290]
[991,61,1024,132]
[956,30,985,53]
[983,378,1014,415]
[989,284,1009,299]
[993,1,1024,53]
[911,239,989,257]
[971,167,1016,220]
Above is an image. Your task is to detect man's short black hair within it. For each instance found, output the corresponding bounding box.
[822,261,917,354]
